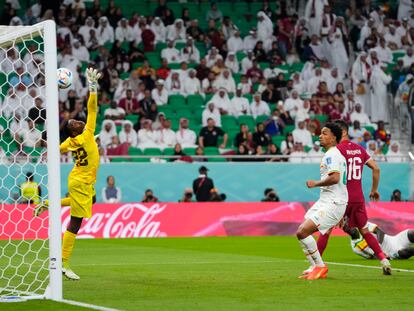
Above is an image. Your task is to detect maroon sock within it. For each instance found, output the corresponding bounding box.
[317,233,330,255]
[363,232,386,260]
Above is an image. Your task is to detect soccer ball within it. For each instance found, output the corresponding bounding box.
[57,67,73,89]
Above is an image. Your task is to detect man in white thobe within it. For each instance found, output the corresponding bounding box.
[229,88,250,117]
[250,93,270,119]
[202,102,222,127]
[227,31,244,53]
[151,80,168,106]
[115,18,134,43]
[175,118,197,148]
[161,40,181,63]
[183,69,202,96]
[157,119,176,150]
[96,16,114,45]
[292,120,313,148]
[370,65,392,123]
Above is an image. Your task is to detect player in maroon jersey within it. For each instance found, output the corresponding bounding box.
[316,120,392,275]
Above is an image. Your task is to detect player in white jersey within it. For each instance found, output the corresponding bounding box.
[296,123,348,280]
[345,222,414,260]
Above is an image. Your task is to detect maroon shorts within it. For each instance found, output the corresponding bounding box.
[345,202,368,229]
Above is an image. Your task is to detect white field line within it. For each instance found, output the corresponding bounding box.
[325,261,414,273]
[61,299,122,311]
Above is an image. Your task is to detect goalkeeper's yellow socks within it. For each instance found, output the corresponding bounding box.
[62,230,77,266]
[61,197,70,207]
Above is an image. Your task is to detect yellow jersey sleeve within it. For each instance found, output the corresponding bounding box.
[85,92,98,134]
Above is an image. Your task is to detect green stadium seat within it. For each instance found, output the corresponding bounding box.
[187,94,204,108]
[143,148,162,156]
[157,105,175,117]
[283,125,295,134]
[208,157,227,162]
[236,51,246,62]
[256,115,269,125]
[169,117,181,131]
[116,125,122,134]
[221,115,238,132]
[146,52,162,69]
[175,108,193,120]
[203,147,220,155]
[125,114,138,124]
[168,94,186,107]
[312,114,329,124]
[272,135,286,149]
[183,147,197,155]
[237,115,256,131]
[243,94,252,103]
[130,157,150,163]
[128,147,142,156]
[163,148,175,156]
[204,93,214,104]
[312,135,319,143]
[111,157,128,163]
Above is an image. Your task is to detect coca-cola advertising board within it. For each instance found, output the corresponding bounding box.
[1,202,414,240]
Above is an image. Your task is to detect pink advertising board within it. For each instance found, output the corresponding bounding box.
[1,202,414,240]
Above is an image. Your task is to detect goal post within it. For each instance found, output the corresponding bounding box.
[0,20,62,301]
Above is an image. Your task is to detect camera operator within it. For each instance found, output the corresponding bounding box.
[179,188,195,202]
[261,188,280,202]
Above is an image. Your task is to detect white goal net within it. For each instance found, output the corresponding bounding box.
[0,21,62,301]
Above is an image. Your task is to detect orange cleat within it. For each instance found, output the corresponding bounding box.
[305,265,328,280]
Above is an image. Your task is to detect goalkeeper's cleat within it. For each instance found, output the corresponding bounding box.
[33,200,49,217]
[381,259,392,275]
[62,266,80,280]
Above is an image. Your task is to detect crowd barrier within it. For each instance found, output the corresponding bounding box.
[1,202,413,240]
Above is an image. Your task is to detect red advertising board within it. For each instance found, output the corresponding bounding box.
[1,202,414,240]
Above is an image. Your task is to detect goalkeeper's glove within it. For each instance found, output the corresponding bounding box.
[86,67,102,93]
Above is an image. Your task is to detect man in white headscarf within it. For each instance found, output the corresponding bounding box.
[384,25,402,49]
[151,79,168,106]
[211,88,232,115]
[213,69,236,94]
[398,1,413,21]
[175,118,197,148]
[165,71,184,95]
[79,16,96,44]
[328,17,349,78]
[99,120,118,148]
[137,119,159,149]
[307,68,325,94]
[370,64,391,123]
[225,52,240,74]
[304,0,326,36]
[119,120,138,147]
[166,19,186,42]
[351,51,371,113]
[350,103,371,126]
[229,87,250,117]
[150,17,166,43]
[115,18,134,43]
[308,34,326,61]
[250,92,270,119]
[72,39,90,63]
[180,37,200,63]
[205,47,223,68]
[157,119,176,150]
[284,90,304,119]
[357,18,375,50]
[243,29,259,52]
[326,68,342,93]
[202,102,221,126]
[373,37,392,64]
[257,11,273,42]
[161,40,181,63]
[292,120,313,147]
[241,50,254,74]
[401,47,414,67]
[183,69,202,96]
[96,16,114,45]
[227,30,244,53]
[386,141,405,162]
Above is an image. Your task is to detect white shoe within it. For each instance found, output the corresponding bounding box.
[302,266,315,275]
[33,200,49,217]
[62,267,80,280]
[381,259,392,275]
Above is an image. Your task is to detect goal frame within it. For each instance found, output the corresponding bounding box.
[0,20,62,302]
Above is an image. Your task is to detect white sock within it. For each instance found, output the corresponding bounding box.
[299,236,324,267]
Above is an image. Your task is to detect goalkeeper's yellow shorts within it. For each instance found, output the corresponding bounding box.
[68,178,95,219]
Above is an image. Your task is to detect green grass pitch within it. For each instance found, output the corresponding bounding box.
[1,236,414,311]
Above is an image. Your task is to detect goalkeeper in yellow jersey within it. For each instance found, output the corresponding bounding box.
[34,68,102,280]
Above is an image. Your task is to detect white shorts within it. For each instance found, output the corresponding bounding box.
[305,200,347,235]
[381,230,411,259]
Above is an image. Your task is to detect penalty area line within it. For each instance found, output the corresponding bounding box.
[61,299,121,311]
[325,261,414,273]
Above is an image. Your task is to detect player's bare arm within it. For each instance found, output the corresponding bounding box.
[366,159,380,201]
[306,172,340,188]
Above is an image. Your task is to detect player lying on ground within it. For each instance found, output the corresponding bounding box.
[344,221,414,260]
[316,120,392,275]
[34,68,102,280]
[296,122,347,280]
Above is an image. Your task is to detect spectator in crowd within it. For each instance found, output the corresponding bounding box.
[180,37,200,63]
[157,119,176,149]
[211,88,231,115]
[136,60,156,89]
[137,119,158,149]
[138,89,156,119]
[366,140,385,162]
[266,143,282,162]
[165,71,184,94]
[199,118,227,149]
[229,87,250,117]
[289,142,307,163]
[280,132,295,157]
[28,97,46,125]
[142,189,159,203]
[156,58,171,80]
[205,2,223,22]
[348,120,365,143]
[292,120,313,148]
[234,124,250,148]
[202,102,221,127]
[234,144,250,161]
[161,39,180,63]
[209,188,226,202]
[390,189,402,202]
[151,79,168,106]
[175,118,197,148]
[104,100,126,121]
[306,141,324,163]
[102,175,122,203]
[374,121,391,145]
[183,69,202,95]
[20,172,41,204]
[16,119,42,151]
[261,82,279,104]
[119,121,137,147]
[250,92,270,119]
[99,147,110,164]
[171,143,186,161]
[214,70,236,94]
[193,146,206,162]
[193,166,214,202]
[178,188,194,202]
[261,188,280,202]
[350,103,371,126]
[99,120,117,147]
[118,89,140,115]
[224,52,239,74]
[253,123,270,147]
[386,141,405,163]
